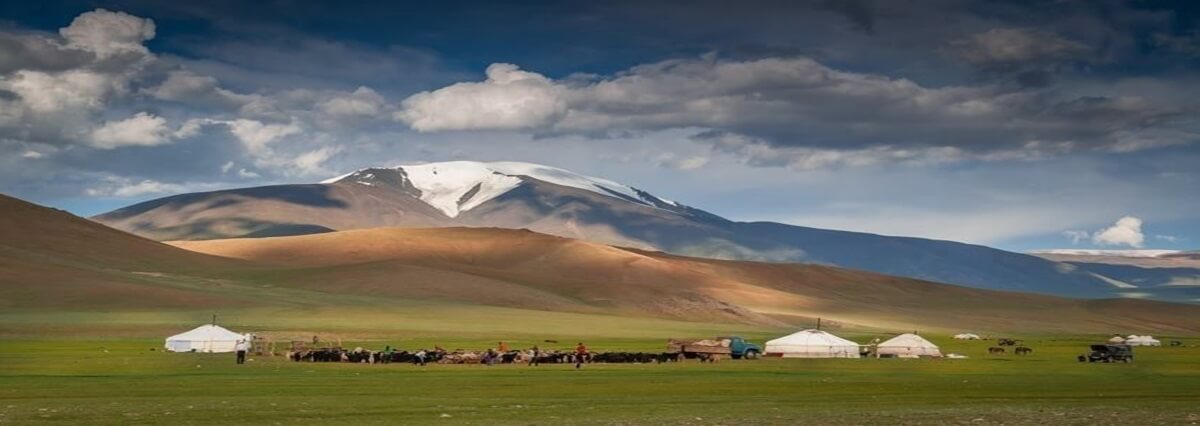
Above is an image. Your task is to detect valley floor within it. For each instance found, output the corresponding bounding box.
[0,310,1198,425]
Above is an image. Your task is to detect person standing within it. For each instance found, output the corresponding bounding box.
[498,341,509,354]
[574,342,587,369]
[528,345,540,366]
[234,339,248,365]
[415,349,427,366]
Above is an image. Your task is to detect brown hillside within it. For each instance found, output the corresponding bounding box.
[0,193,252,309]
[172,227,1200,333]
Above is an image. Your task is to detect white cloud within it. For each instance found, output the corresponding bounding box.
[85,178,183,198]
[21,150,44,159]
[394,57,1190,168]
[6,69,113,113]
[0,9,158,146]
[89,112,172,149]
[145,70,254,108]
[1092,216,1145,248]
[237,168,260,178]
[59,9,155,58]
[289,146,342,175]
[397,63,567,131]
[320,86,385,117]
[223,119,302,155]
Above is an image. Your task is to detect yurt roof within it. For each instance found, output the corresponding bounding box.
[878,333,939,348]
[166,324,246,341]
[766,329,859,347]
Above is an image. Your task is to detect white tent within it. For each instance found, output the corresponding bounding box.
[165,324,248,353]
[1108,336,1127,344]
[765,329,860,358]
[1125,335,1161,346]
[876,333,942,358]
[953,333,981,340]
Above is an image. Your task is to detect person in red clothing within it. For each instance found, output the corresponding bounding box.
[574,342,588,369]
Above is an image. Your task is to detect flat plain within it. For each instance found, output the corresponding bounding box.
[1,309,1198,425]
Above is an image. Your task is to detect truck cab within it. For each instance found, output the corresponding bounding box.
[723,336,762,359]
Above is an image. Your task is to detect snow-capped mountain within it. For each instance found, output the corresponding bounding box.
[91,160,1196,303]
[321,161,681,217]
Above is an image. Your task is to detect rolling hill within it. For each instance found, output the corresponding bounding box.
[93,161,1147,300]
[1031,250,1200,303]
[0,193,256,309]
[4,191,1199,333]
[170,227,1200,333]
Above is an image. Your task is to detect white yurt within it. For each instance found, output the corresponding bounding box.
[1108,336,1127,344]
[876,333,942,358]
[1125,335,1162,346]
[953,333,981,340]
[165,324,248,353]
[765,329,860,358]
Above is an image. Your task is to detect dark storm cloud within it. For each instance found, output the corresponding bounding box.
[0,33,94,74]
[818,0,878,34]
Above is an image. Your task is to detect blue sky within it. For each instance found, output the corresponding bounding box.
[0,0,1197,252]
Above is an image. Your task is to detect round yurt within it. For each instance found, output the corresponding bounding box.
[1108,336,1127,344]
[765,329,860,358]
[1125,335,1161,346]
[165,324,248,353]
[953,333,981,340]
[876,333,942,358]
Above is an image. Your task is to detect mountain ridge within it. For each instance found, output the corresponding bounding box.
[91,160,1178,302]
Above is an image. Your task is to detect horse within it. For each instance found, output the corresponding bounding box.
[1014,346,1033,355]
[988,347,1006,355]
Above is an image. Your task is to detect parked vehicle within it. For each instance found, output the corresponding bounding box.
[1080,344,1134,363]
[667,336,761,360]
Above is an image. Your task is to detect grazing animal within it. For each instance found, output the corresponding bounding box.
[696,353,722,363]
[1170,340,1183,347]
[988,347,1006,355]
[1014,346,1033,355]
[997,338,1022,346]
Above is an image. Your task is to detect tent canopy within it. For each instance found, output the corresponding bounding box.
[877,333,942,357]
[1125,335,1161,346]
[953,333,981,340]
[765,329,860,358]
[165,324,248,353]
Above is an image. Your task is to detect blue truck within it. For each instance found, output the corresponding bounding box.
[667,336,762,360]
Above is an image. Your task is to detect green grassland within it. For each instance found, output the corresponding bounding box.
[1,307,1199,425]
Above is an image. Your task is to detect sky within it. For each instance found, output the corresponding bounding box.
[0,0,1197,252]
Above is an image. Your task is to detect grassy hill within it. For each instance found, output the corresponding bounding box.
[4,192,1200,335]
[0,194,261,310]
[171,227,1200,334]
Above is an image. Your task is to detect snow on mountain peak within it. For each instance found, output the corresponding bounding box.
[323,161,678,217]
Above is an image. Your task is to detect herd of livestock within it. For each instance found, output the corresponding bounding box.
[287,347,695,365]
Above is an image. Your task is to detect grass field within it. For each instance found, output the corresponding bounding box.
[1,308,1199,425]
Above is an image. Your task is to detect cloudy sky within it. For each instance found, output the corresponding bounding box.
[1,0,1197,251]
